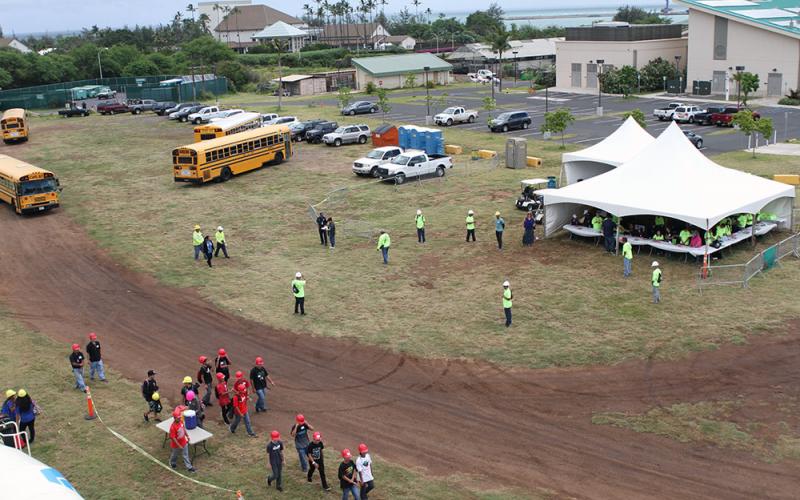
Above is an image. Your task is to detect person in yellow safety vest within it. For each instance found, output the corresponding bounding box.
[502,280,512,328]
[651,261,662,304]
[746,213,754,227]
[653,230,665,241]
[705,228,717,245]
[737,214,748,230]
[591,213,603,232]
[415,209,426,243]
[193,225,204,260]
[377,231,391,265]
[622,237,633,277]
[654,215,665,229]
[215,226,229,258]
[679,227,691,246]
[292,272,306,315]
[465,210,476,242]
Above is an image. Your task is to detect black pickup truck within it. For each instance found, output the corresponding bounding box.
[692,106,725,126]
[58,105,91,118]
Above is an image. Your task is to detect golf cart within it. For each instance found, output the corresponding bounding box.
[516,178,550,222]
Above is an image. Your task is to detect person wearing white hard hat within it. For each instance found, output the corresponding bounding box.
[415,209,426,243]
[214,226,229,258]
[502,281,513,327]
[651,261,662,304]
[292,272,306,315]
[465,210,476,242]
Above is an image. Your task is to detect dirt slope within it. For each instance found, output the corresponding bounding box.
[1,209,798,499]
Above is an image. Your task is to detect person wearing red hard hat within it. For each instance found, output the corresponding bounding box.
[196,355,213,407]
[214,372,233,425]
[232,370,250,396]
[250,356,275,413]
[306,431,330,491]
[85,332,107,383]
[214,348,231,382]
[290,414,315,473]
[168,406,196,473]
[266,430,285,491]
[69,343,86,392]
[338,448,359,499]
[356,443,375,500]
[229,380,256,438]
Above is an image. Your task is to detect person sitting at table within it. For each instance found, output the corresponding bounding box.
[704,228,717,246]
[570,214,579,226]
[746,213,754,227]
[736,213,748,231]
[591,213,603,232]
[654,215,665,233]
[690,231,702,248]
[653,229,665,241]
[679,226,692,246]
[580,210,592,227]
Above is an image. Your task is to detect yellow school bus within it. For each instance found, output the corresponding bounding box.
[173,125,292,184]
[0,154,60,214]
[1,108,29,144]
[193,111,261,142]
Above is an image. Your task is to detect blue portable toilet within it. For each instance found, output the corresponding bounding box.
[409,127,420,150]
[398,126,410,149]
[425,128,443,155]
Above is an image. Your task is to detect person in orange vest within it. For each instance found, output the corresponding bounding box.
[168,406,197,473]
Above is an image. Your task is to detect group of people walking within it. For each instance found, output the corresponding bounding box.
[193,224,229,268]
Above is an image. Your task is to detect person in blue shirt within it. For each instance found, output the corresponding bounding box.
[494,211,505,250]
[1,390,16,419]
[15,389,37,444]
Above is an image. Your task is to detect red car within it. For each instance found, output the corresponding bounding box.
[710,106,760,127]
[96,101,130,115]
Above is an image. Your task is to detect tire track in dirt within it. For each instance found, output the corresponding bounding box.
[1,209,799,499]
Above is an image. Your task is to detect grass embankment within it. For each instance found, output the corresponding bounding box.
[0,317,537,499]
[7,109,800,369]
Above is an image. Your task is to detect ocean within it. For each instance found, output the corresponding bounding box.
[443,4,688,28]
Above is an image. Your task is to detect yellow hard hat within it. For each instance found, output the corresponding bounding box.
[182,376,192,384]
[17,389,27,398]
[495,211,501,216]
[5,389,15,398]
[194,224,201,230]
[152,392,160,401]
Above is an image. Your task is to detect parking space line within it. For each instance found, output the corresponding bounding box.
[573,137,604,143]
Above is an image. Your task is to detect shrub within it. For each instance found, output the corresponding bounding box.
[365,81,377,94]
[425,80,435,89]
[778,97,800,106]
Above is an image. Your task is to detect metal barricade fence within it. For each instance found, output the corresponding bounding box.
[742,252,764,284]
[775,233,799,260]
[698,263,748,290]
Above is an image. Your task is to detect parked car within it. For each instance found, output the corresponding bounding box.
[188,106,225,124]
[375,149,453,184]
[129,99,157,114]
[434,106,478,126]
[353,146,404,177]
[261,113,279,123]
[488,111,532,133]
[711,106,760,127]
[683,130,704,149]
[96,89,117,99]
[323,124,371,146]
[164,102,199,116]
[653,102,684,121]
[153,101,178,115]
[671,105,704,123]
[210,109,243,121]
[341,101,378,116]
[58,104,91,118]
[97,100,130,115]
[266,116,299,127]
[274,89,291,97]
[693,106,725,126]
[304,121,338,144]
[170,105,205,122]
[290,119,326,141]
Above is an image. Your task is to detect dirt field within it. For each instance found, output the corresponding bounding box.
[1,209,799,499]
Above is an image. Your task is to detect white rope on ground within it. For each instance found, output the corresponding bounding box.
[89,393,239,495]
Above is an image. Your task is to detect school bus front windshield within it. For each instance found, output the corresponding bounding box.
[0,154,60,214]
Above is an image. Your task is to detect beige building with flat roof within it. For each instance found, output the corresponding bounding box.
[555,24,687,90]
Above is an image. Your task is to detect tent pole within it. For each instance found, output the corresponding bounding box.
[702,218,709,279]
[751,212,756,248]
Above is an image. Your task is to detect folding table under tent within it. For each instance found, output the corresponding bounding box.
[560,116,655,185]
[540,122,796,238]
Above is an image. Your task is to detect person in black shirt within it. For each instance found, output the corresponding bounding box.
[266,430,285,492]
[602,215,616,254]
[142,369,159,422]
[338,449,359,499]
[69,344,86,392]
[306,431,330,491]
[249,357,274,413]
[196,355,213,406]
[316,212,328,246]
[291,414,314,472]
[85,332,107,383]
[214,348,231,381]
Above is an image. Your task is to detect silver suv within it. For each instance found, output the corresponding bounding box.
[323,124,371,147]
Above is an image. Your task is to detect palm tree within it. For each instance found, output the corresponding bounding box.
[272,39,289,111]
[379,0,388,19]
[198,13,211,33]
[425,7,432,23]
[186,3,196,21]
[230,6,241,49]
[412,0,421,22]
[212,3,222,40]
[489,28,511,91]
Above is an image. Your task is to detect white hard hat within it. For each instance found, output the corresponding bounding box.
[295,272,302,278]
[502,280,510,287]
[495,211,501,217]
[572,214,577,217]
[468,209,474,215]
[217,226,223,231]
[651,261,659,267]
[416,209,422,215]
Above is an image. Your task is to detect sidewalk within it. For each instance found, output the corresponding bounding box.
[750,143,800,156]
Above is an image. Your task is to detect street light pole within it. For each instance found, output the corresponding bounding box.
[596,59,604,116]
[512,51,518,85]
[97,50,104,79]
[424,65,431,124]
[674,55,682,93]
[735,65,745,107]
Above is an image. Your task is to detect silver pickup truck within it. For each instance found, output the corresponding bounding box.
[376,149,453,184]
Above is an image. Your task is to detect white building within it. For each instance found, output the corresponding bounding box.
[450,38,562,71]
[681,0,800,97]
[320,23,390,49]
[0,37,32,54]
[382,35,416,50]
[213,3,305,51]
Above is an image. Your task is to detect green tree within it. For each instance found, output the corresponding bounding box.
[599,65,638,95]
[122,57,161,76]
[465,3,504,37]
[337,86,352,109]
[106,44,140,73]
[639,57,675,91]
[482,96,496,123]
[733,71,760,105]
[613,5,670,24]
[0,67,11,89]
[541,107,575,148]
[622,108,647,128]
[404,73,417,88]
[488,28,511,91]
[733,111,773,157]
[147,52,174,74]
[376,87,391,121]
[216,60,249,89]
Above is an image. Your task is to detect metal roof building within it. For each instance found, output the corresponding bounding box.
[351,53,453,89]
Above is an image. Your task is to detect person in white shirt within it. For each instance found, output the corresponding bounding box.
[356,442,374,499]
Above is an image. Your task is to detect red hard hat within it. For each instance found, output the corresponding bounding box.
[255,356,264,366]
[215,372,225,380]
[218,348,226,356]
[296,414,305,424]
[235,370,243,379]
[358,443,368,454]
[88,332,97,340]
[270,430,280,440]
[313,431,321,441]
[341,448,352,459]
[71,343,80,351]
[198,355,207,364]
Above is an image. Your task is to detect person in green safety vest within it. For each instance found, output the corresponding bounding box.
[705,228,717,246]
[654,215,665,231]
[502,280,512,327]
[377,231,391,264]
[622,237,633,277]
[679,227,691,246]
[653,229,665,241]
[465,210,476,242]
[215,226,229,258]
[737,214,748,230]
[193,224,204,260]
[591,213,603,232]
[415,209,426,243]
[292,272,306,315]
[651,261,662,304]
[746,213,754,227]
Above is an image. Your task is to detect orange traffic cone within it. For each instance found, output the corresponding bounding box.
[85,387,97,421]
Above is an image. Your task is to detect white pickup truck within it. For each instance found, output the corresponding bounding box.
[188,106,224,124]
[434,106,478,126]
[352,146,403,177]
[653,102,684,121]
[375,149,453,184]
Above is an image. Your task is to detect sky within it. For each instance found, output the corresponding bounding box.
[2,0,667,35]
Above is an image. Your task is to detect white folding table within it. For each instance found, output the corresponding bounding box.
[156,417,213,460]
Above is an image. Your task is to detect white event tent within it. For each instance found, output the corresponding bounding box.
[560,116,654,185]
[540,122,796,237]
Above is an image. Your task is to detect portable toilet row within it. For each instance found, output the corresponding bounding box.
[398,125,444,155]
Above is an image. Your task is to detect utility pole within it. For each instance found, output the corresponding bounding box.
[596,59,604,116]
[424,65,431,124]
[512,51,518,85]
[735,65,745,107]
